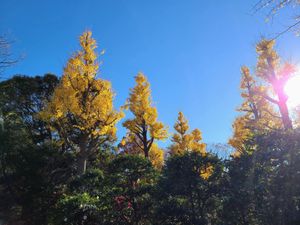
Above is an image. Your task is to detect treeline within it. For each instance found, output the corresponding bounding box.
[1,31,300,225]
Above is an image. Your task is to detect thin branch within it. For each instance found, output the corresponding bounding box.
[272,20,300,39]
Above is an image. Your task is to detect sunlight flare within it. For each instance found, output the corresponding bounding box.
[285,75,300,108]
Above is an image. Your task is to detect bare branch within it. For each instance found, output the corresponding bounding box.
[253,0,300,38]
[0,35,19,75]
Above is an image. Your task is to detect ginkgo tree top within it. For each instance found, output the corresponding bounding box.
[40,31,123,153]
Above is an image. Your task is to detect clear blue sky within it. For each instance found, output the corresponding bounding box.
[1,0,300,147]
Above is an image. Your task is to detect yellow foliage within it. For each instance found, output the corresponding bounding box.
[228,116,252,158]
[229,64,282,157]
[239,66,281,130]
[123,73,167,158]
[255,39,294,129]
[40,31,123,165]
[148,143,164,170]
[200,164,214,180]
[256,39,279,81]
[169,112,206,156]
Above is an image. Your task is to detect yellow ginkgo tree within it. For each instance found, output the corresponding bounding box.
[229,39,295,157]
[255,39,294,129]
[122,73,168,159]
[169,111,206,156]
[40,31,123,174]
[168,112,212,179]
[229,66,282,157]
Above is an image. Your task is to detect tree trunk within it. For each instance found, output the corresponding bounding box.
[78,152,88,174]
[143,140,149,159]
[278,92,292,129]
[77,135,89,174]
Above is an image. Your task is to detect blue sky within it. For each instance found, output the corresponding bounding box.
[1,0,300,147]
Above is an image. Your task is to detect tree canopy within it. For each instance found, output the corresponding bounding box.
[1,24,300,225]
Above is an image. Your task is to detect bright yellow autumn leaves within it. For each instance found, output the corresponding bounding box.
[256,39,294,129]
[169,112,206,156]
[123,73,168,159]
[41,32,122,136]
[40,31,123,173]
[120,74,208,172]
[39,30,296,174]
[119,74,209,173]
[39,31,212,177]
[120,73,167,170]
[229,66,281,156]
[169,112,211,179]
[229,39,295,157]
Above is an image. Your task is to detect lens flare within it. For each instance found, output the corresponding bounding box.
[284,75,300,108]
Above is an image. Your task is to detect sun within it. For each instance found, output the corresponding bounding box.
[284,75,300,108]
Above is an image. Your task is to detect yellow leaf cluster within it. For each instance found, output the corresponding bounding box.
[256,39,279,81]
[228,116,253,158]
[239,66,282,130]
[148,143,164,170]
[169,112,206,156]
[123,73,167,139]
[256,39,295,94]
[123,73,167,157]
[229,59,282,157]
[200,163,214,180]
[40,31,123,145]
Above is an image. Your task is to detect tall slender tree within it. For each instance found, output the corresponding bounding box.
[229,66,282,156]
[123,73,167,158]
[255,39,294,129]
[40,31,123,174]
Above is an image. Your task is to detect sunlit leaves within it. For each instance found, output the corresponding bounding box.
[169,112,206,156]
[40,31,123,173]
[229,39,295,156]
[123,73,167,158]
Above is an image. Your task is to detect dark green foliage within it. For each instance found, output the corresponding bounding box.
[105,155,158,225]
[0,111,74,225]
[252,129,300,225]
[0,74,59,143]
[221,153,260,225]
[154,152,225,225]
[52,155,157,225]
[51,169,108,225]
[222,129,300,225]
[0,74,72,225]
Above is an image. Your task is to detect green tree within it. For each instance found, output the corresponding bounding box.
[154,152,224,225]
[224,129,300,225]
[106,155,158,225]
[52,169,109,225]
[0,74,59,143]
[0,112,74,225]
